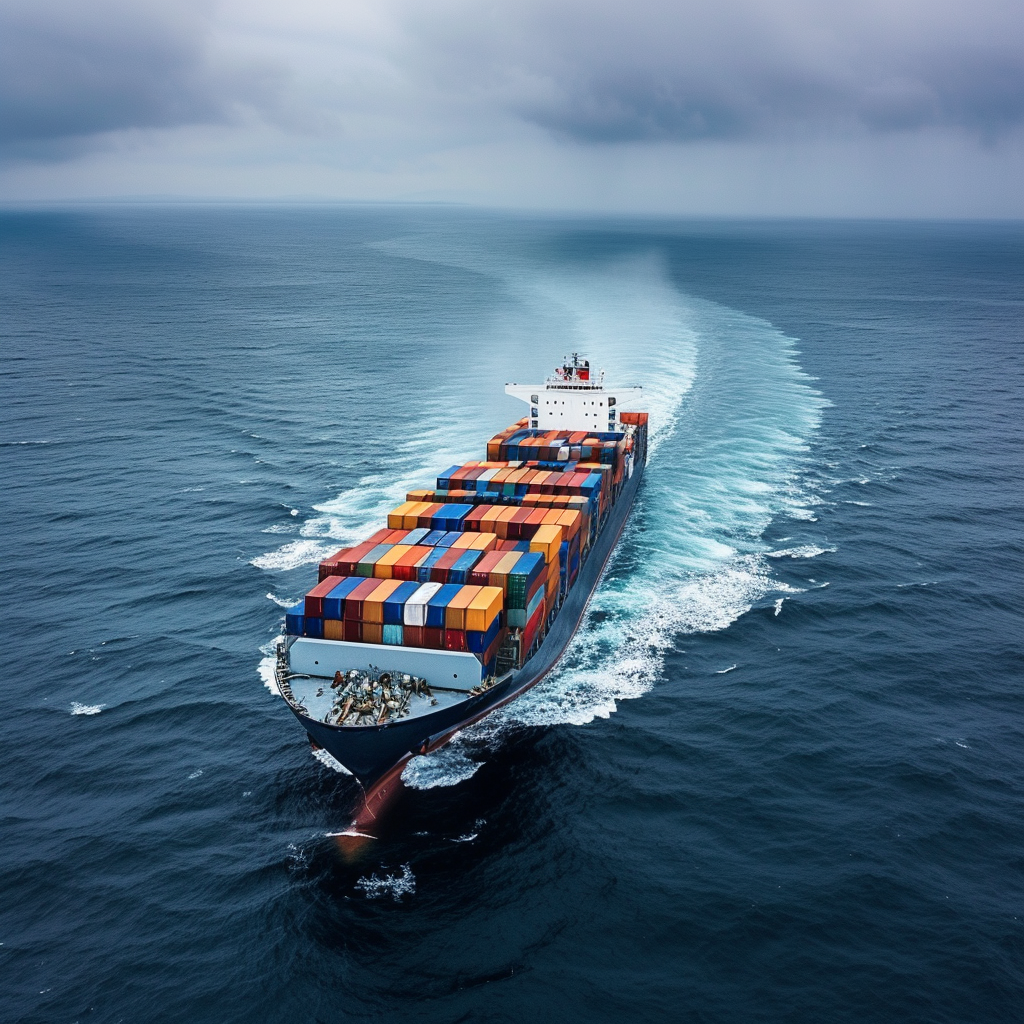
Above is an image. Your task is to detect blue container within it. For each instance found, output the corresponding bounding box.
[403,527,430,546]
[509,550,544,589]
[426,584,463,628]
[422,529,447,547]
[436,465,464,490]
[432,504,473,532]
[383,581,420,624]
[467,612,502,653]
[435,531,461,548]
[321,576,362,620]
[303,616,324,639]
[447,549,482,584]
[417,547,448,582]
[382,624,404,646]
[285,602,305,636]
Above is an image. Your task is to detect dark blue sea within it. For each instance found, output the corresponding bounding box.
[1,208,1022,1023]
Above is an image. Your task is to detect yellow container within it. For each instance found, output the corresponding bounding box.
[496,506,520,539]
[488,551,522,591]
[362,623,383,644]
[466,586,503,632]
[445,585,482,630]
[388,501,417,529]
[556,510,582,540]
[373,545,412,579]
[479,506,504,533]
[530,523,563,563]
[399,501,430,530]
[470,532,497,552]
[361,579,402,623]
[324,619,345,641]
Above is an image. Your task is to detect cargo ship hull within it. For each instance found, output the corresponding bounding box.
[284,455,644,789]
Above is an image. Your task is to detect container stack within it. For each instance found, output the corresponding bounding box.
[287,578,506,675]
[287,413,647,673]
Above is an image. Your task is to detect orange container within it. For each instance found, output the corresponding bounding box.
[494,506,519,539]
[445,585,482,630]
[387,501,417,529]
[479,506,504,533]
[555,510,582,540]
[362,623,383,644]
[374,545,413,579]
[324,619,345,641]
[466,586,503,632]
[361,579,403,623]
[489,551,522,591]
[530,523,563,563]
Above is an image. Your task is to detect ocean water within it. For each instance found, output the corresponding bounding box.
[1,208,1021,1023]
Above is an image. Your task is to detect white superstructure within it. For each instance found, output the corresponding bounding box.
[505,354,643,433]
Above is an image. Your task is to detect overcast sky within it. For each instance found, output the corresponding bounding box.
[2,0,1022,215]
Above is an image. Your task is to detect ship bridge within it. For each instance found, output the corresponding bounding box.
[505,353,643,433]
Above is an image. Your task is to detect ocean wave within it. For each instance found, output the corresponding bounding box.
[70,702,104,716]
[354,864,416,900]
[311,747,352,775]
[765,545,837,559]
[257,638,281,696]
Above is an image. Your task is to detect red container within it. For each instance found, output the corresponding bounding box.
[470,550,505,586]
[343,578,382,620]
[334,540,376,576]
[343,620,362,642]
[477,629,504,668]
[444,629,467,652]
[430,547,463,583]
[304,575,345,618]
[508,507,534,539]
[424,627,445,650]
[393,545,432,581]
[318,548,351,581]
[404,625,426,647]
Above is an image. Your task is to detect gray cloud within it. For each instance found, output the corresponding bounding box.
[1,0,1022,166]
[0,1,281,159]
[396,0,1024,143]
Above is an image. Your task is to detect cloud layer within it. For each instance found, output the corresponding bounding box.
[0,0,1022,212]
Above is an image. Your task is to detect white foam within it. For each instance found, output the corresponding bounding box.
[188,769,203,780]
[311,747,352,775]
[765,545,836,559]
[251,539,332,571]
[355,864,416,900]
[402,736,483,789]
[774,598,785,616]
[716,665,738,674]
[258,637,281,697]
[266,593,295,608]
[70,702,103,716]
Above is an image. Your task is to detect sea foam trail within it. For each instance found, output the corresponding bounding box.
[391,252,827,786]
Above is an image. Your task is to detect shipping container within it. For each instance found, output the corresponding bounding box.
[466,586,503,633]
[361,579,403,623]
[445,584,483,631]
[403,581,443,626]
[285,602,305,636]
[383,580,420,624]
[344,577,388,620]
[304,575,345,619]
[382,623,404,645]
[425,583,463,628]
[321,576,363,620]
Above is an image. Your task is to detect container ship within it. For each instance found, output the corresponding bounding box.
[274,355,647,825]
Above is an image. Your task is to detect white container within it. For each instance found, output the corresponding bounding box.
[403,581,443,626]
